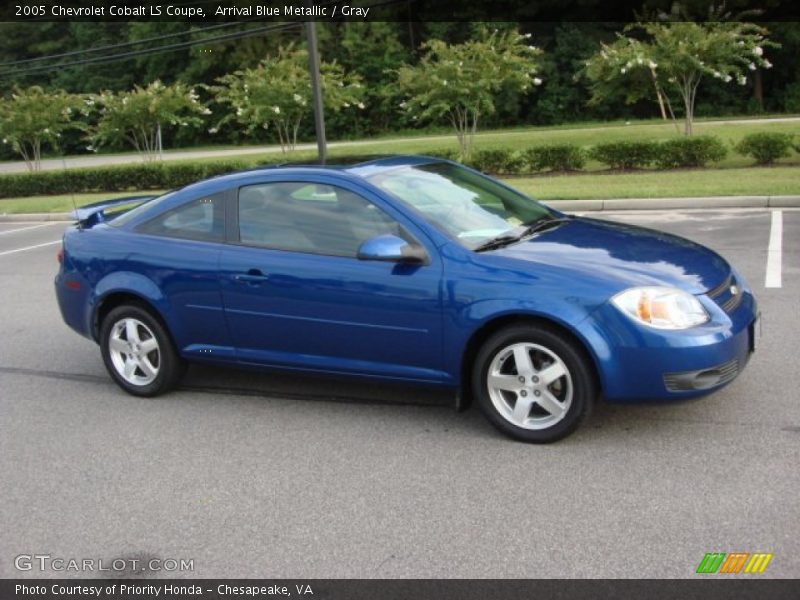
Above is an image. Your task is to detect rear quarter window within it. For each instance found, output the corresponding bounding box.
[135,193,225,242]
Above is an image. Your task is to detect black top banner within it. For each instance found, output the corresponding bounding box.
[1,0,799,23]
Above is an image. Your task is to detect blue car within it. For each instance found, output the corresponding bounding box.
[55,156,757,442]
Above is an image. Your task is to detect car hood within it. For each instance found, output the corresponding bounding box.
[488,216,729,295]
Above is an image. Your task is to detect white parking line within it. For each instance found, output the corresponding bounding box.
[765,210,783,288]
[0,223,57,236]
[0,240,61,257]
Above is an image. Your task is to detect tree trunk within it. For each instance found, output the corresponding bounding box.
[276,120,293,154]
[18,141,33,172]
[136,125,157,162]
[466,108,479,159]
[688,77,701,137]
[662,92,681,135]
[680,77,694,136]
[149,126,157,162]
[407,16,416,55]
[33,139,41,171]
[292,118,301,152]
[157,122,163,161]
[655,89,667,120]
[684,98,693,136]
[125,133,142,158]
[649,68,667,120]
[450,108,469,159]
[277,122,285,154]
[754,69,764,112]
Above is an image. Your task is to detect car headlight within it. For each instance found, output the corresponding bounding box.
[611,287,709,330]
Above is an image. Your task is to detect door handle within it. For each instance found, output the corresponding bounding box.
[233,269,270,284]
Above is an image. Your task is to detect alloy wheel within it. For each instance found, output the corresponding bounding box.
[108,317,161,386]
[486,342,573,430]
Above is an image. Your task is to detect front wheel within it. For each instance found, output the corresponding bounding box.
[472,324,597,443]
[100,304,185,397]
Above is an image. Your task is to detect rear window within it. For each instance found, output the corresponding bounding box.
[135,194,225,242]
[108,192,177,227]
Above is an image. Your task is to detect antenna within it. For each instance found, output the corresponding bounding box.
[61,157,80,229]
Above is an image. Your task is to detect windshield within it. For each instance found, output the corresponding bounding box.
[366,162,552,250]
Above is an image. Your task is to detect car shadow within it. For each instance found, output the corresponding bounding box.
[180,363,456,408]
[177,364,676,444]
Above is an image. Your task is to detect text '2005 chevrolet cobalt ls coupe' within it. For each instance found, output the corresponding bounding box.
[55,156,757,442]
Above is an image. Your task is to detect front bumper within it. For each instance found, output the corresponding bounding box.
[583,285,757,403]
[662,356,743,392]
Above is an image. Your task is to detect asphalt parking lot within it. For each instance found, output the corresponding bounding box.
[0,207,798,579]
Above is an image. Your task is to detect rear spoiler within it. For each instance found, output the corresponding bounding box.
[72,195,157,228]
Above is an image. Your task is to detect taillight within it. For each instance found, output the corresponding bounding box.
[56,247,64,264]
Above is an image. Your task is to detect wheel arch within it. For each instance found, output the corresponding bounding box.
[93,291,171,344]
[458,314,603,410]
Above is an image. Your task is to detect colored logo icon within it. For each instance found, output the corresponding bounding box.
[696,552,773,574]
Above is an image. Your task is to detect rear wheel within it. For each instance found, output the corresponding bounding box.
[100,304,185,397]
[472,324,597,443]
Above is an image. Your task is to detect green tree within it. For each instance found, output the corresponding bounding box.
[530,24,615,125]
[0,86,86,171]
[210,45,364,153]
[51,23,137,93]
[0,23,74,89]
[583,21,776,135]
[396,29,543,158]
[328,22,410,135]
[92,80,210,161]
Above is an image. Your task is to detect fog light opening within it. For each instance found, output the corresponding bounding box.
[693,369,722,389]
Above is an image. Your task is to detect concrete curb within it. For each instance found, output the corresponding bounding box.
[544,195,800,212]
[1,195,798,222]
[0,212,72,222]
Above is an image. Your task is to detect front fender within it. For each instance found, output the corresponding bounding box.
[443,297,609,386]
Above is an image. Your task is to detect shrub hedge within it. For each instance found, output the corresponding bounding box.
[424,149,460,162]
[589,141,659,170]
[735,132,795,165]
[0,132,778,199]
[0,159,261,199]
[466,148,525,175]
[523,144,587,172]
[652,135,728,169]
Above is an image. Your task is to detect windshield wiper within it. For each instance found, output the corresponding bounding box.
[473,233,524,252]
[473,216,571,253]
[521,215,571,236]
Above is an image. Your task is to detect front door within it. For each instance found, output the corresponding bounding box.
[219,179,446,384]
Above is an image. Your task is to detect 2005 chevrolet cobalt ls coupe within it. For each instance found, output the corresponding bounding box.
[55,156,757,442]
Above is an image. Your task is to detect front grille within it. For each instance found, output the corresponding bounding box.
[720,291,743,313]
[706,272,742,315]
[707,274,732,299]
[663,358,740,392]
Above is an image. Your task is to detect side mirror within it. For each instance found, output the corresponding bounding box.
[357,234,427,264]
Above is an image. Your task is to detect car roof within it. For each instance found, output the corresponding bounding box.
[155,154,451,205]
[106,155,453,230]
[279,153,442,171]
[200,154,444,186]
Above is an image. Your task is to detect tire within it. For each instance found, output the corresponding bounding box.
[472,324,597,443]
[100,304,186,397]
